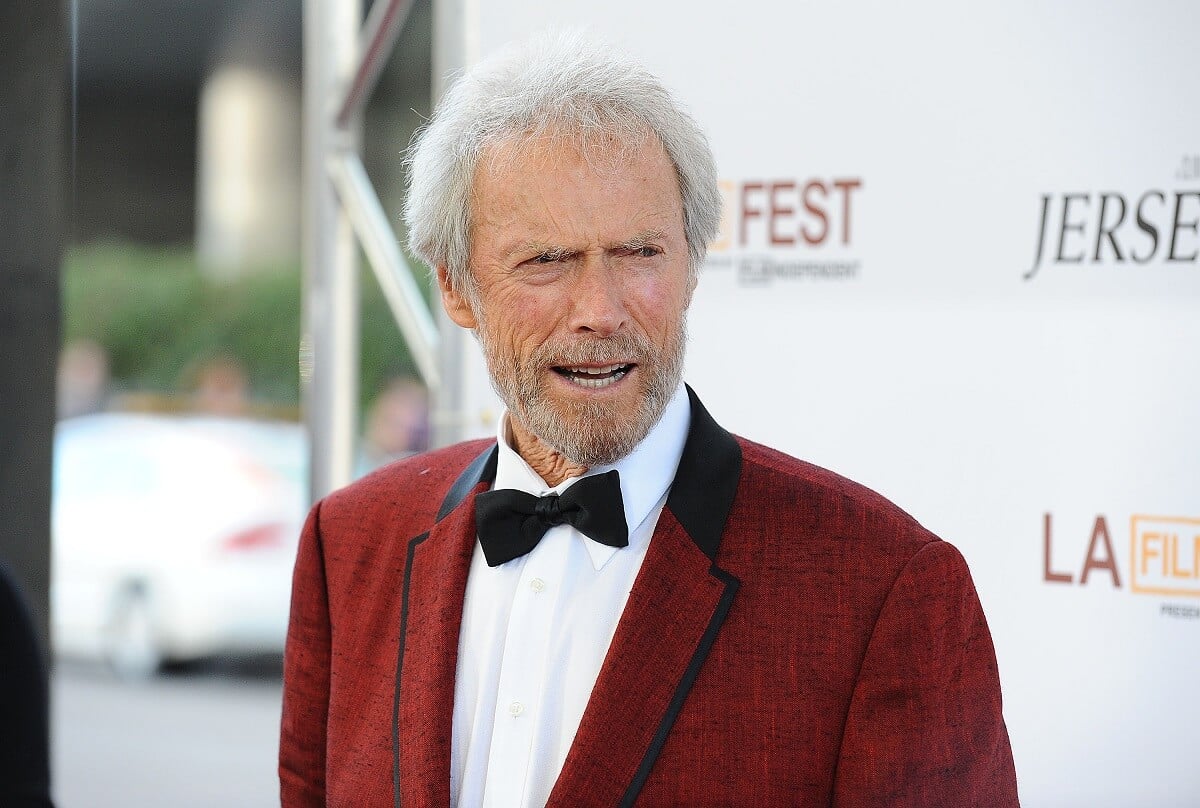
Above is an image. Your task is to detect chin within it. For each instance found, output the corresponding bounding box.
[524,386,662,468]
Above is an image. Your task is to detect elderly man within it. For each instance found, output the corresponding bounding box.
[280,35,1019,808]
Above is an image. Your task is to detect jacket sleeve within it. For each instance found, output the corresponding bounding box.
[279,501,331,807]
[832,540,1019,807]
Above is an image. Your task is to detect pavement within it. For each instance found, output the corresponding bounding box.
[52,658,284,808]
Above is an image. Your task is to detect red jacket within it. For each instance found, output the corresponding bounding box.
[280,390,1019,807]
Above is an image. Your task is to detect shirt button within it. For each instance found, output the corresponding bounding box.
[530,578,546,593]
[508,701,525,717]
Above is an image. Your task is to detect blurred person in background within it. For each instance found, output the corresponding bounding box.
[56,339,110,419]
[187,354,250,416]
[280,34,1018,807]
[361,376,430,470]
[0,564,55,808]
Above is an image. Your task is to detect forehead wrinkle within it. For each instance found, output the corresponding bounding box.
[470,131,685,264]
[469,176,556,261]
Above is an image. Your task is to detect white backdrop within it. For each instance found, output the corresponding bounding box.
[440,2,1200,804]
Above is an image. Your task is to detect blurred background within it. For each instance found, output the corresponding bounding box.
[3,1,435,805]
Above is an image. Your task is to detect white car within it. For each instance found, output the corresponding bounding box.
[51,413,307,677]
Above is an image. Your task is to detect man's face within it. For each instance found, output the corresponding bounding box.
[439,133,695,467]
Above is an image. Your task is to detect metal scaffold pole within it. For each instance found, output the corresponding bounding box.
[302,0,440,503]
[302,0,360,502]
[430,0,472,449]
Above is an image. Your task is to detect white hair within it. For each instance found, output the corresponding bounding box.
[403,31,722,293]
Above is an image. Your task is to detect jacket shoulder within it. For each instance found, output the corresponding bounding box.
[316,439,494,538]
[732,436,939,556]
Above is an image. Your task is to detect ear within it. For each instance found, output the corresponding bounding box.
[437,266,478,329]
[685,266,699,303]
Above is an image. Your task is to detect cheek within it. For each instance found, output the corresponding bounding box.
[627,278,689,336]
[481,289,561,354]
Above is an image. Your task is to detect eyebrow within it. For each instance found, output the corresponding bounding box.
[506,230,669,261]
[614,230,667,251]
[512,243,572,261]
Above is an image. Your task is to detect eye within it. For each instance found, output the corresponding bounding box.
[631,245,661,258]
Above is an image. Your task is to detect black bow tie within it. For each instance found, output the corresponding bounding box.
[474,470,628,567]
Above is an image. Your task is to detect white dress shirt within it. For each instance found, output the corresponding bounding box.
[450,384,691,808]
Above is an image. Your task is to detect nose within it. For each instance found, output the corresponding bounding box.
[568,256,627,337]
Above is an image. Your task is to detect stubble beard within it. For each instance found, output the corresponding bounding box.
[474,315,688,468]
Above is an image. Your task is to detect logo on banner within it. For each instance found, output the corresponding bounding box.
[706,177,864,286]
[1024,154,1200,280]
[1129,515,1200,597]
[1041,512,1200,619]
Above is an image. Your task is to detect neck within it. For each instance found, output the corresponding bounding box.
[505,415,588,487]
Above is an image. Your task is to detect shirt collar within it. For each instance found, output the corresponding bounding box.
[492,383,691,570]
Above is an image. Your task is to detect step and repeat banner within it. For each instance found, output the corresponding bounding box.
[444,3,1199,804]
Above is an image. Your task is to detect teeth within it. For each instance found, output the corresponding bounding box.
[565,364,623,375]
[564,368,627,388]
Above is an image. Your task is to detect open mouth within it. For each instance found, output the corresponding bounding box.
[552,363,634,389]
